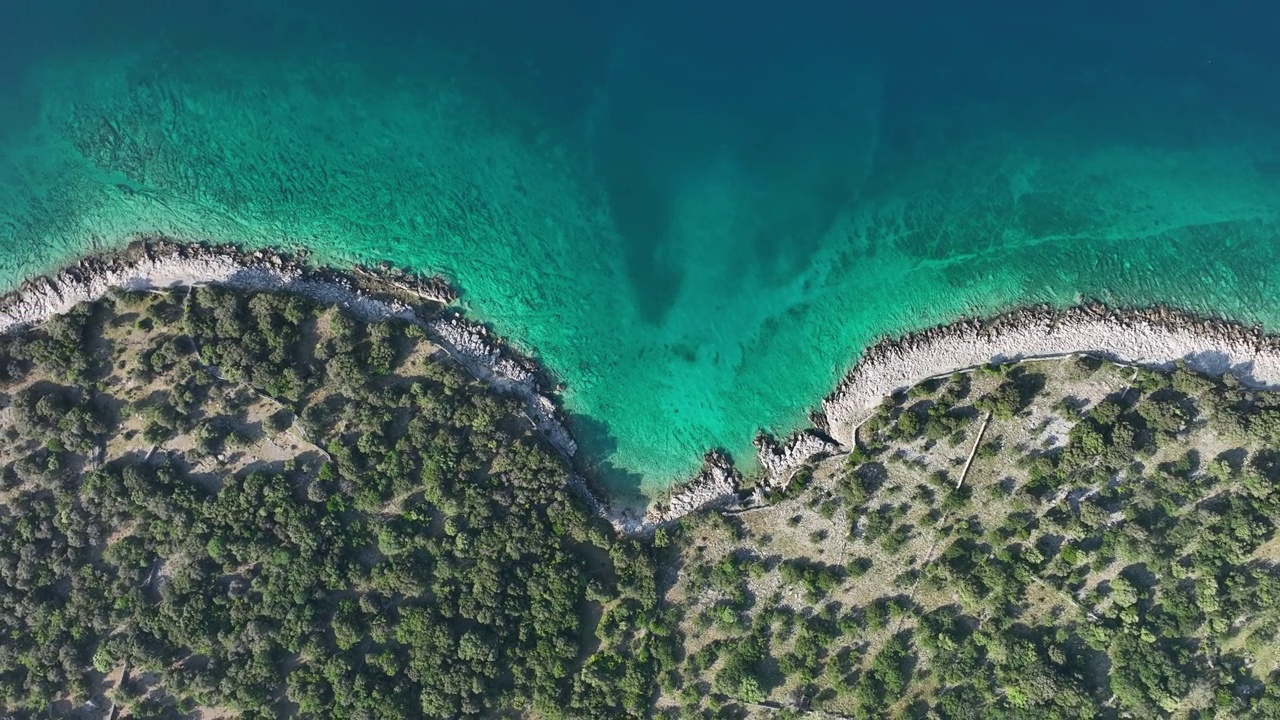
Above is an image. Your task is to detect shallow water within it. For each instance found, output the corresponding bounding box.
[3,1,1280,499]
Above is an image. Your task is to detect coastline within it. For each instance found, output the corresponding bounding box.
[0,239,593,507]
[0,238,457,331]
[0,237,731,534]
[822,304,1280,442]
[650,304,1280,532]
[9,241,1280,534]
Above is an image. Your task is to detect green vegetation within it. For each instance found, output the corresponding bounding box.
[658,357,1280,718]
[5,289,1280,718]
[0,289,664,718]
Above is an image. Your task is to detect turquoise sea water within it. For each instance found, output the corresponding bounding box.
[3,2,1280,499]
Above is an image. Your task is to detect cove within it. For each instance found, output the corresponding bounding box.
[2,1,1280,501]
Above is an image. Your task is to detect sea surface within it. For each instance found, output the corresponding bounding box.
[3,1,1280,499]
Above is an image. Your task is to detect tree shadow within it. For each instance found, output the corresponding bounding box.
[1036,533,1065,562]
[1009,367,1048,413]
[1119,562,1159,595]
[1059,395,1090,414]
[564,413,646,506]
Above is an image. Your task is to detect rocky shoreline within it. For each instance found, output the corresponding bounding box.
[425,314,578,457]
[9,242,1280,535]
[0,239,748,534]
[754,430,843,483]
[822,303,1280,443]
[0,238,757,534]
[0,239,596,503]
[638,452,743,528]
[0,239,436,331]
[642,304,1280,533]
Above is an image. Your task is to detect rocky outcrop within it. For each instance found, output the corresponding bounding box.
[822,303,1280,444]
[606,429,841,535]
[755,429,842,484]
[0,239,434,330]
[353,264,458,304]
[638,451,742,529]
